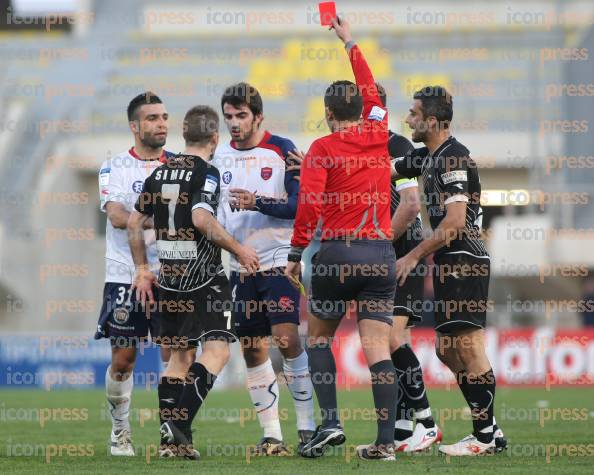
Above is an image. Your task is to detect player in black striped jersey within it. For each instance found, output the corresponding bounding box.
[393,87,506,456]
[377,84,440,452]
[128,105,259,460]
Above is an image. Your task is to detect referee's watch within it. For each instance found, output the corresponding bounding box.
[288,246,305,262]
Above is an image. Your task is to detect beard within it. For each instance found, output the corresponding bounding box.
[140,132,166,149]
[411,128,427,143]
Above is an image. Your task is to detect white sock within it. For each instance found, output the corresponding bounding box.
[282,351,316,431]
[395,419,413,431]
[106,366,133,433]
[246,359,283,440]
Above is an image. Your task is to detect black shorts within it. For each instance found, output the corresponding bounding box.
[95,282,160,347]
[433,253,491,334]
[393,237,424,327]
[309,239,396,325]
[157,274,237,348]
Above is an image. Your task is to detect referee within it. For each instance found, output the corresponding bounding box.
[286,18,398,461]
[393,86,506,456]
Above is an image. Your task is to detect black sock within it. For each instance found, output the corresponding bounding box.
[176,363,216,433]
[457,369,496,443]
[391,344,434,429]
[307,343,339,428]
[393,394,413,441]
[158,376,184,426]
[370,360,398,447]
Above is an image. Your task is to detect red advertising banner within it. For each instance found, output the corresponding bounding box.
[331,327,594,387]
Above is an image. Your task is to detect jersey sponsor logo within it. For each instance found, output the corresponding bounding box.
[368,105,386,121]
[222,170,232,184]
[441,170,467,184]
[132,180,144,193]
[204,175,218,193]
[157,240,198,260]
[261,167,273,180]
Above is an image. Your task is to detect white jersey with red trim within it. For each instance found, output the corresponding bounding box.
[212,131,298,272]
[98,148,166,283]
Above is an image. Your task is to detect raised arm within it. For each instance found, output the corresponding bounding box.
[330,17,384,119]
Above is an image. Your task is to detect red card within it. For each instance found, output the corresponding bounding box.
[319,2,337,26]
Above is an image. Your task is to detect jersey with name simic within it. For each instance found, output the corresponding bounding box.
[134,154,224,291]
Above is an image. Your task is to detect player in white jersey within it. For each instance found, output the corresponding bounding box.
[95,92,178,456]
[213,83,315,455]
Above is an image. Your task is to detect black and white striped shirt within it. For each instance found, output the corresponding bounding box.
[394,136,489,259]
[135,154,225,291]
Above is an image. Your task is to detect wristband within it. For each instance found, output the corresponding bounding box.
[288,246,305,262]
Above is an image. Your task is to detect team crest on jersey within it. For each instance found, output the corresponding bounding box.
[222,171,232,184]
[113,307,129,324]
[132,180,144,193]
[261,167,273,180]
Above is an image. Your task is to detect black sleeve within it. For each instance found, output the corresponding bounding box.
[394,148,424,179]
[191,165,220,215]
[436,152,470,203]
[134,174,154,216]
[388,134,414,159]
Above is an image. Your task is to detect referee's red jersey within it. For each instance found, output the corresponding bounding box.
[291,44,392,248]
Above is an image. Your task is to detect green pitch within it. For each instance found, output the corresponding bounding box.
[0,387,592,474]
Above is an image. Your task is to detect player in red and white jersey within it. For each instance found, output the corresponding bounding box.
[95,92,174,456]
[213,83,315,455]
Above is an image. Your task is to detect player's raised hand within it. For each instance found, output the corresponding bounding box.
[286,150,305,181]
[132,268,157,310]
[237,245,260,274]
[330,16,352,44]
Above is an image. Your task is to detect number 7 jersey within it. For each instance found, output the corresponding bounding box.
[134,154,225,291]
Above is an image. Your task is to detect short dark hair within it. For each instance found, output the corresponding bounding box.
[221,82,263,116]
[183,105,219,146]
[127,92,163,121]
[376,82,387,107]
[413,86,453,126]
[324,80,363,121]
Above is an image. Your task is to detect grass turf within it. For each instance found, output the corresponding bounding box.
[0,387,592,474]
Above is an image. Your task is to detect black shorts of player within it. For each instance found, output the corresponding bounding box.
[393,235,424,327]
[156,273,237,349]
[432,253,491,334]
[95,282,160,348]
[309,239,396,325]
